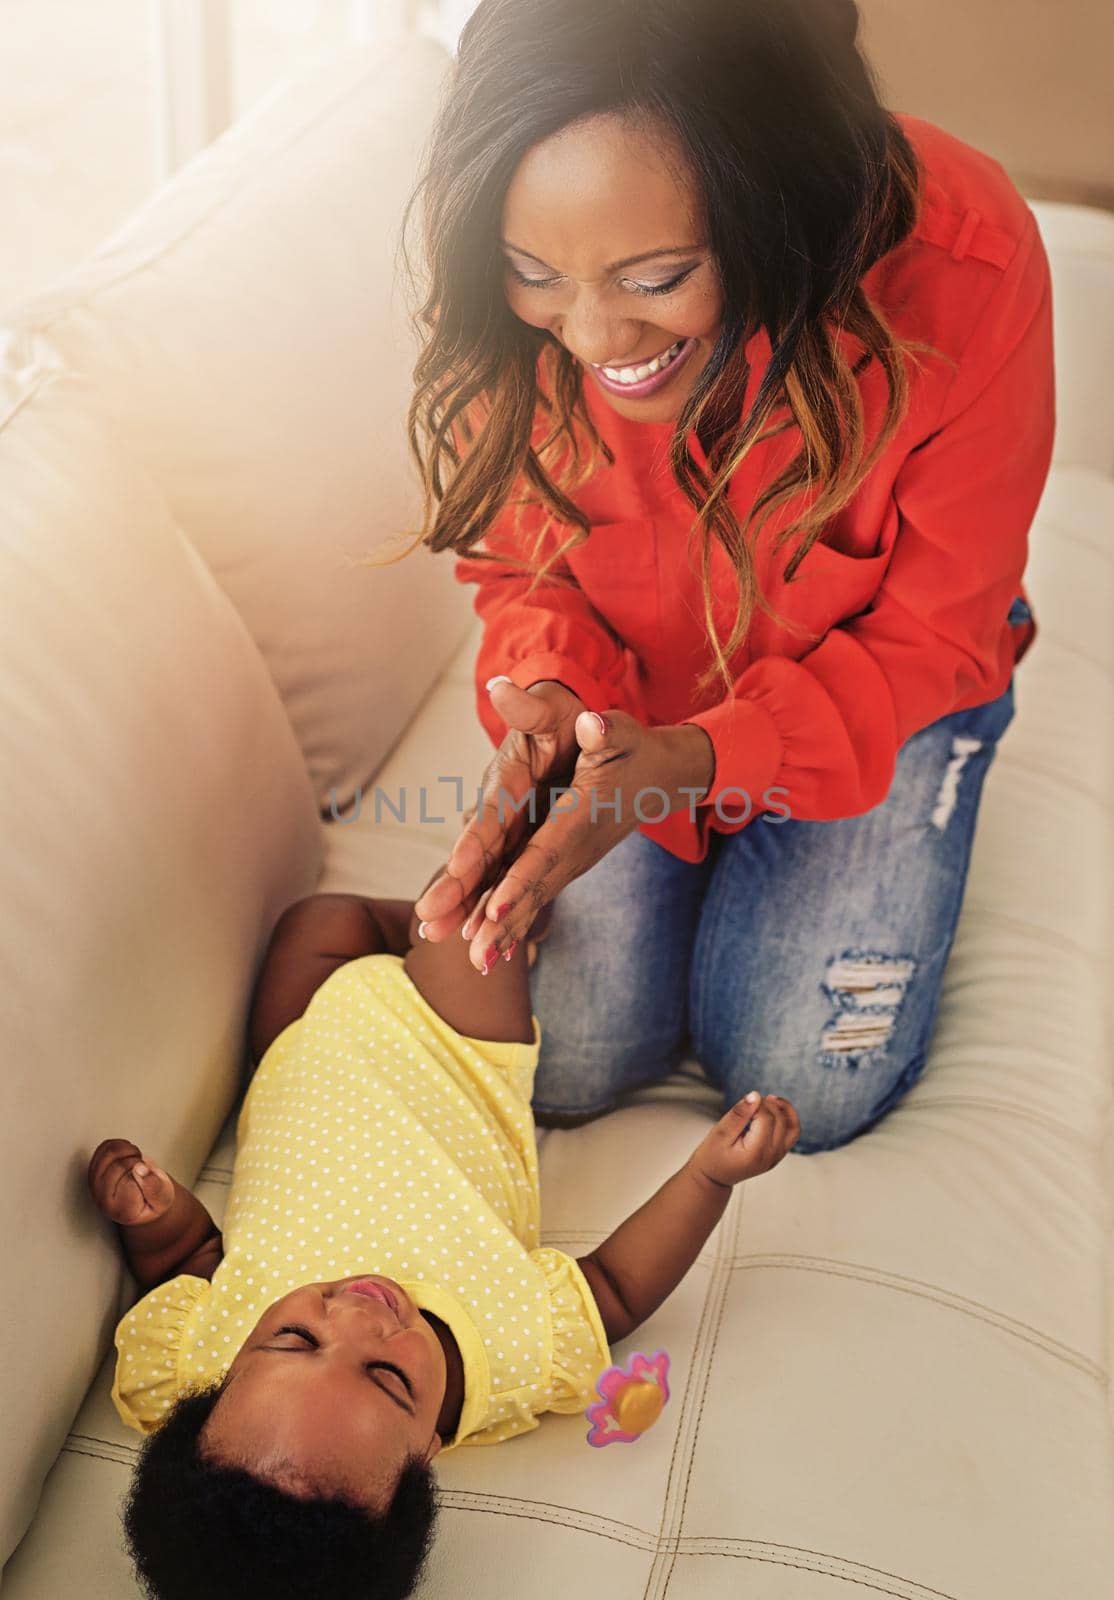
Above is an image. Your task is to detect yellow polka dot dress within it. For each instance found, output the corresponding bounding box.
[110,955,610,1448]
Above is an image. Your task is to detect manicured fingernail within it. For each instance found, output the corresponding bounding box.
[485,674,513,692]
[461,920,472,939]
[585,711,607,736]
[746,1091,760,1103]
[134,1163,148,1176]
[493,902,512,923]
[481,950,498,976]
[417,921,428,940]
[503,940,519,962]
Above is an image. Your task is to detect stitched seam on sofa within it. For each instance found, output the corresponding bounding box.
[429,1498,965,1596]
[648,1187,744,1600]
[67,1433,138,1455]
[654,1205,741,1598]
[668,1547,960,1600]
[675,1536,960,1587]
[542,1230,724,1270]
[61,1445,133,1469]
[647,1193,736,1578]
[727,1257,1107,1382]
[545,1240,1107,1373]
[25,59,408,335]
[432,1494,663,1552]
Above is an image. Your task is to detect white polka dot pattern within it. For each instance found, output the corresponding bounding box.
[110,954,610,1447]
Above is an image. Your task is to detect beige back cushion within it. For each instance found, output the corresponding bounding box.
[0,339,323,1563]
[4,39,473,816]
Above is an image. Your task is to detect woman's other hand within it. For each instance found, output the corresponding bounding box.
[456,706,715,972]
[414,678,586,939]
[88,1139,175,1226]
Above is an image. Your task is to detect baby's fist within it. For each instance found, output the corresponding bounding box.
[691,1092,800,1187]
[88,1139,175,1226]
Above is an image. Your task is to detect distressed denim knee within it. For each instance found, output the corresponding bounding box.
[702,947,932,1152]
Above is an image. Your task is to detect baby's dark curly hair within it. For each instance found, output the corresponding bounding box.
[122,1380,438,1600]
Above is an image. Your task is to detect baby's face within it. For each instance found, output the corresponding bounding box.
[200,1275,446,1507]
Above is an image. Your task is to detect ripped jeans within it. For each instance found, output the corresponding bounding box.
[527,677,1016,1153]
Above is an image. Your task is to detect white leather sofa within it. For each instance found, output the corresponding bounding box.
[2,37,1112,1599]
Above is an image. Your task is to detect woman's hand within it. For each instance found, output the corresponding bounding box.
[88,1139,175,1226]
[452,704,715,974]
[413,678,587,940]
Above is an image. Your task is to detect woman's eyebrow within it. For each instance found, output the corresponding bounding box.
[259,1345,416,1415]
[500,240,703,272]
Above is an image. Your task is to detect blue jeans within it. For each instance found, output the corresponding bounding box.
[527,678,1016,1153]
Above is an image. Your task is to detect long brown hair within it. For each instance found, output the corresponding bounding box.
[380,0,950,694]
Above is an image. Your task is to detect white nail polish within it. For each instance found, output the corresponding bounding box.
[485,674,513,692]
[417,921,428,940]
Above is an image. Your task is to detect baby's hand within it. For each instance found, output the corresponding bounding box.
[690,1093,800,1188]
[88,1139,175,1226]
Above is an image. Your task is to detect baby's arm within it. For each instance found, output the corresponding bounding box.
[577,1093,800,1343]
[88,1139,223,1291]
[402,884,536,1045]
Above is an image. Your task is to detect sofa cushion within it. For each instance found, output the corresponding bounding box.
[0,341,322,1569]
[3,39,473,815]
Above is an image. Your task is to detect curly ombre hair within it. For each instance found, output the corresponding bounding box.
[385,0,948,694]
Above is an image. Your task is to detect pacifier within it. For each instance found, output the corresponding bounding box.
[585,1350,671,1447]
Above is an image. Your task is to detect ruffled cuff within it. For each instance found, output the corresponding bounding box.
[110,1274,213,1435]
[531,1247,611,1414]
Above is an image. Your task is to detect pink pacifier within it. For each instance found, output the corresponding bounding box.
[585,1350,671,1447]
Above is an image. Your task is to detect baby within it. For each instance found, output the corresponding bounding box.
[89,879,799,1600]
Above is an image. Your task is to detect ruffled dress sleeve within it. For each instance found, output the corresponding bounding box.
[110,1274,213,1435]
[530,1247,612,1415]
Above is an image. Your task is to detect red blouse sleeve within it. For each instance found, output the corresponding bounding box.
[672,212,1055,856]
[455,500,648,746]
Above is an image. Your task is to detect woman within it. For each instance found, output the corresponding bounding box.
[396,0,1055,1151]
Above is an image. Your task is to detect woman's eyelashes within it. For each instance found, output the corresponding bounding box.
[272,1323,415,1400]
[507,265,696,298]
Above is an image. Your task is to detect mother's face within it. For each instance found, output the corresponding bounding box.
[500,113,725,423]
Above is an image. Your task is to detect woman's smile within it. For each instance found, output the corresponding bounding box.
[588,335,698,398]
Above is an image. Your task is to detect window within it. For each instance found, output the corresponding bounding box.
[0,0,466,315]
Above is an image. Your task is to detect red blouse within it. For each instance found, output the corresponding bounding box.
[454,114,1056,863]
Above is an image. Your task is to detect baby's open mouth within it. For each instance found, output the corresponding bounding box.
[341,1278,399,1316]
